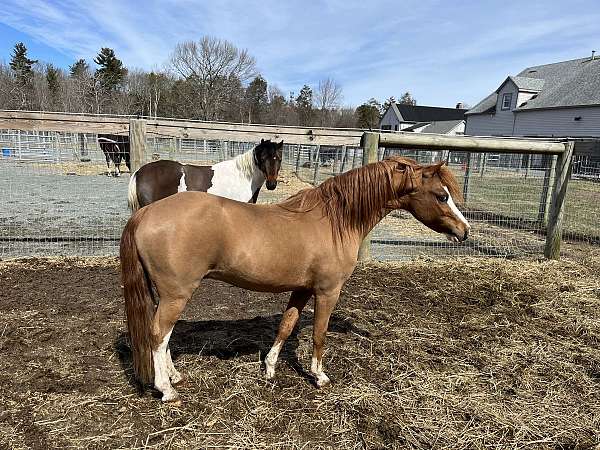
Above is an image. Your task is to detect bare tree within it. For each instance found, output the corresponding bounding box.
[315,77,343,126]
[169,36,257,120]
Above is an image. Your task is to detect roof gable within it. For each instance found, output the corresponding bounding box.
[468,56,600,115]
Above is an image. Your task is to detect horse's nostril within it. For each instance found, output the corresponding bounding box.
[463,229,469,241]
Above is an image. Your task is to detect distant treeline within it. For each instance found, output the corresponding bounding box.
[0,36,417,128]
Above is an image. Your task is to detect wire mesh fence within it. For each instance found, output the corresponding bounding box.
[0,129,598,260]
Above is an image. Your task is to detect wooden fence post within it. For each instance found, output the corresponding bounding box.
[295,145,302,175]
[129,118,147,172]
[358,132,379,261]
[537,154,557,225]
[544,141,574,260]
[340,145,348,173]
[312,145,321,185]
[462,152,472,202]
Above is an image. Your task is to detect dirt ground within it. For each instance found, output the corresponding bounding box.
[1,254,600,449]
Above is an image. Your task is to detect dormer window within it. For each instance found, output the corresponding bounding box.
[501,93,512,110]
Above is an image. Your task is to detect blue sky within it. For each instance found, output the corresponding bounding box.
[0,0,599,108]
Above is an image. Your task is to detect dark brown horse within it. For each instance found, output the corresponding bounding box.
[98,134,130,177]
[120,156,470,404]
[128,139,283,210]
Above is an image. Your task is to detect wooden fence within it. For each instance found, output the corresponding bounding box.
[0,110,575,260]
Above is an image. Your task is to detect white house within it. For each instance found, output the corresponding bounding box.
[465,54,600,138]
[380,103,467,131]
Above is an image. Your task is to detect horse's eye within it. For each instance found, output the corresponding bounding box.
[437,194,449,203]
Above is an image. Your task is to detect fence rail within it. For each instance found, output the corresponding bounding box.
[0,110,595,261]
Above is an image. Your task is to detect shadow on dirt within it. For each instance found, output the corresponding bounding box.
[114,312,369,393]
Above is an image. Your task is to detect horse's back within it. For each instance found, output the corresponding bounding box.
[136,161,214,208]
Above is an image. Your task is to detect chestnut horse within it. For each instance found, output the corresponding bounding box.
[120,156,470,404]
[127,139,283,211]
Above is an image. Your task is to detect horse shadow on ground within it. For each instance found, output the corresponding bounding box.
[114,312,369,395]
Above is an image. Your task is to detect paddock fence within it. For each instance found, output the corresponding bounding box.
[0,110,597,261]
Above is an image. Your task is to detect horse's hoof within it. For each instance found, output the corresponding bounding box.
[162,394,182,406]
[265,366,275,380]
[172,374,186,386]
[314,373,331,389]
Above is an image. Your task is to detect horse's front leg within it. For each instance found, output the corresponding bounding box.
[265,289,312,379]
[311,288,341,388]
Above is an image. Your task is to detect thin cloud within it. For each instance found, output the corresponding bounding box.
[0,0,598,107]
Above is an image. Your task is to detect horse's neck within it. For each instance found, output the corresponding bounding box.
[232,149,264,190]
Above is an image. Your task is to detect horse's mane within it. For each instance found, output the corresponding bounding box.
[279,157,462,242]
[234,147,256,179]
[438,165,463,204]
[279,158,408,242]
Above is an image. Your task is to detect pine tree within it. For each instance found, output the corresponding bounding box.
[46,64,60,109]
[399,91,416,106]
[244,75,268,123]
[10,42,37,86]
[94,48,127,90]
[69,59,89,77]
[295,85,313,126]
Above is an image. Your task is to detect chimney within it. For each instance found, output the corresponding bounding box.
[592,50,596,61]
[456,102,463,109]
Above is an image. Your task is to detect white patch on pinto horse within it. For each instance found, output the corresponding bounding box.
[207,148,264,202]
[152,328,179,402]
[265,341,283,379]
[177,172,188,193]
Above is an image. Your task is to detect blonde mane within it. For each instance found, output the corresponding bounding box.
[234,148,256,179]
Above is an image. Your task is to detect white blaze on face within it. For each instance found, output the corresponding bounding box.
[177,172,187,192]
[444,186,469,229]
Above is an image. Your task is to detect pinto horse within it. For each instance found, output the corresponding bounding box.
[127,139,283,211]
[120,156,470,404]
[98,134,130,177]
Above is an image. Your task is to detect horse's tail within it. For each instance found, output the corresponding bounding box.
[127,170,140,212]
[120,209,156,384]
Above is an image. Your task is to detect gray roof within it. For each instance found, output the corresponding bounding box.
[465,92,497,115]
[466,56,600,115]
[509,76,545,92]
[420,120,464,134]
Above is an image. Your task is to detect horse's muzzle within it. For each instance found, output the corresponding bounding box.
[266,180,277,190]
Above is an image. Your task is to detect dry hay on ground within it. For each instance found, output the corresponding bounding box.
[1,254,600,449]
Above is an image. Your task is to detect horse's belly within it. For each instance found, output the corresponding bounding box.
[204,269,305,293]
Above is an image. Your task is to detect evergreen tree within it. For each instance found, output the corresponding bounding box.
[295,85,313,126]
[94,48,127,90]
[46,65,60,95]
[356,98,382,129]
[244,75,268,123]
[10,42,37,86]
[399,91,416,106]
[69,59,89,77]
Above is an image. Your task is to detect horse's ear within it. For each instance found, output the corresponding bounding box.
[422,161,445,178]
[260,138,265,144]
[277,140,284,148]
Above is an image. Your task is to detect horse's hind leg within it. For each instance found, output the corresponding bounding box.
[265,289,312,379]
[151,294,190,404]
[310,288,341,388]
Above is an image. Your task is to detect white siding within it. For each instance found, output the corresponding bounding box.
[514,107,600,137]
[380,108,400,129]
[516,91,537,108]
[465,81,518,136]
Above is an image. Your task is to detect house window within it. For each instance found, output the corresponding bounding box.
[381,124,392,131]
[501,93,512,110]
[394,125,399,131]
